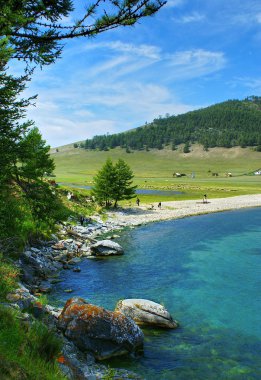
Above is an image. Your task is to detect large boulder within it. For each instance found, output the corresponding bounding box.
[57,297,144,360]
[90,240,124,256]
[20,249,62,280]
[115,299,178,329]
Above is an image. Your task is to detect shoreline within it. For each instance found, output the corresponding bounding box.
[107,194,261,227]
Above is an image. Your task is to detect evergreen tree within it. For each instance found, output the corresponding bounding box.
[92,159,136,207]
[0,1,165,250]
[1,0,165,67]
[113,159,137,207]
[92,159,117,207]
[81,97,261,151]
[17,127,54,182]
[0,46,58,250]
[183,142,190,153]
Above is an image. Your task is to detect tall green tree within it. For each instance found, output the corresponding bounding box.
[92,159,117,207]
[92,158,136,207]
[0,47,58,250]
[0,0,165,250]
[113,159,136,207]
[16,127,55,182]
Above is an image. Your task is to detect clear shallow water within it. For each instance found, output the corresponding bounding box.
[52,208,261,379]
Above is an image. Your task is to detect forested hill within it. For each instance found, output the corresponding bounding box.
[81,96,261,152]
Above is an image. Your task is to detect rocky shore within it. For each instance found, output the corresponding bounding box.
[6,194,261,379]
[10,213,178,379]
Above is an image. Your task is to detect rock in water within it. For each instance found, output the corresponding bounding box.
[90,240,124,256]
[57,297,144,360]
[115,299,178,329]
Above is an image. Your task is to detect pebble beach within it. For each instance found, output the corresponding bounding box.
[107,194,261,227]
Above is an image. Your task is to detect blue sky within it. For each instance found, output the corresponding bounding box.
[19,0,261,147]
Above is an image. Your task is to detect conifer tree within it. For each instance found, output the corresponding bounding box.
[92,159,136,207]
[113,159,136,207]
[92,159,117,207]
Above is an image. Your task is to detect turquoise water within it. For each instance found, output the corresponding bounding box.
[53,208,261,379]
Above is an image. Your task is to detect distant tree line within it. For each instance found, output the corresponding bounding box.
[82,97,261,152]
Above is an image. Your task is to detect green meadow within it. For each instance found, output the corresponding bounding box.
[51,144,261,203]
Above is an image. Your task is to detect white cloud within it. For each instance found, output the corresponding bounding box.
[230,77,261,92]
[88,56,130,76]
[167,49,226,80]
[24,44,225,146]
[84,41,161,60]
[229,4,261,26]
[177,12,205,23]
[26,74,196,146]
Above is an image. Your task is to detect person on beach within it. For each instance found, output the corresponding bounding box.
[136,198,140,206]
[158,202,162,209]
[80,216,84,226]
[203,194,207,203]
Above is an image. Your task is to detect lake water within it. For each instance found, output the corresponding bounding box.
[58,183,183,196]
[52,208,261,379]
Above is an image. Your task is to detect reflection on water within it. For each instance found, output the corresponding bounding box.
[52,208,261,379]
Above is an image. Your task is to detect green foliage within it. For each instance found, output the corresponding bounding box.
[102,367,117,380]
[1,0,165,67]
[18,127,55,180]
[28,322,62,363]
[113,159,137,206]
[83,97,261,151]
[183,142,190,153]
[92,158,136,207]
[0,306,65,380]
[0,255,19,300]
[0,58,65,252]
[0,0,165,253]
[92,158,117,207]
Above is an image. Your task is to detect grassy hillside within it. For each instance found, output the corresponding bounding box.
[51,144,261,202]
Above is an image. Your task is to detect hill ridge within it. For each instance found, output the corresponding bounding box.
[79,96,261,152]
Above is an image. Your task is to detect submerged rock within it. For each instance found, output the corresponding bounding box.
[57,297,144,360]
[115,299,178,329]
[90,240,124,256]
[60,338,144,380]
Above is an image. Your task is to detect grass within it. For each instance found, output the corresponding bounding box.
[0,254,19,301]
[0,306,65,380]
[0,257,65,380]
[51,144,261,203]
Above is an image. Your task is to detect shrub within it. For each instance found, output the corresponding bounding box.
[0,255,19,300]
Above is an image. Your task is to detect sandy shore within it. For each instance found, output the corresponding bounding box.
[107,194,261,227]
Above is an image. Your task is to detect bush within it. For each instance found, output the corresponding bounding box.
[0,255,19,300]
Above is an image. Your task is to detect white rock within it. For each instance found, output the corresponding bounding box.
[90,240,124,256]
[115,299,178,329]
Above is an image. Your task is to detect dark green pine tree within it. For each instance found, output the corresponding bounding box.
[92,159,117,207]
[17,127,55,182]
[183,142,190,153]
[113,159,137,207]
[92,159,136,208]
